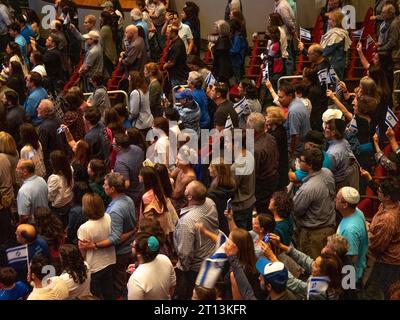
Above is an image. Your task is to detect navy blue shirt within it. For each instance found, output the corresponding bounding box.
[114,145,144,206]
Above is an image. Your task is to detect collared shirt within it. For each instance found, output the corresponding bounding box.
[106,195,136,255]
[17,175,49,223]
[174,198,219,272]
[293,168,336,229]
[369,202,400,265]
[326,139,355,184]
[23,87,49,126]
[284,98,311,155]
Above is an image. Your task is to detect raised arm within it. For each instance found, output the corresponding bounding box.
[326,90,353,122]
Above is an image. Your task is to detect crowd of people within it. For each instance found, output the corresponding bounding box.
[0,0,399,301]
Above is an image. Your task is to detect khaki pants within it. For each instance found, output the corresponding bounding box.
[296,226,336,260]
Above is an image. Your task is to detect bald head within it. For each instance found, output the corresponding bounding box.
[16,159,35,180]
[307,44,324,63]
[185,181,207,204]
[125,25,138,41]
[16,224,37,244]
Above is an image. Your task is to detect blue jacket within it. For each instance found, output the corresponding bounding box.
[23,87,48,126]
[230,32,247,67]
[192,88,210,129]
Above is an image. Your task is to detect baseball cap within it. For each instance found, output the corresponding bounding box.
[101,1,114,8]
[322,109,343,123]
[175,89,193,101]
[341,187,360,205]
[256,257,288,290]
[83,30,100,41]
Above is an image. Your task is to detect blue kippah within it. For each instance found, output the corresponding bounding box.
[147,236,159,252]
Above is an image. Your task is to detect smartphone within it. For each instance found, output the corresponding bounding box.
[226,198,232,211]
[263,233,270,243]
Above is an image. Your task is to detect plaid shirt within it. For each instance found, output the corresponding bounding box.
[174,198,219,272]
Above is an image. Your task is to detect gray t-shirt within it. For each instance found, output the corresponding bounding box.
[84,44,103,77]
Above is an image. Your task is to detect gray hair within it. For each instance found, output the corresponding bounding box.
[130,8,143,21]
[326,234,349,258]
[105,172,126,194]
[39,99,55,117]
[188,71,203,85]
[213,20,230,37]
[246,113,265,134]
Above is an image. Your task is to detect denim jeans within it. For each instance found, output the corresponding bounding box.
[91,264,115,300]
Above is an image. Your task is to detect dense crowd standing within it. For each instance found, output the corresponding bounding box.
[0,0,399,301]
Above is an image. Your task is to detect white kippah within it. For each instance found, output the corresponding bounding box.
[341,187,360,205]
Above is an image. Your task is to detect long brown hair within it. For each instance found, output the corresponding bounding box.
[210,158,236,189]
[50,150,73,187]
[73,140,90,168]
[129,71,149,94]
[230,228,257,274]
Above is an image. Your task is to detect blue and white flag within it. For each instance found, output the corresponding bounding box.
[262,63,269,82]
[196,231,228,289]
[307,276,330,299]
[366,34,375,50]
[347,115,358,133]
[300,27,312,41]
[6,244,28,264]
[386,107,399,129]
[205,72,216,87]
[317,68,329,86]
[352,27,364,40]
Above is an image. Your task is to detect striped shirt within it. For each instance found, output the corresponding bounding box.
[174,198,219,272]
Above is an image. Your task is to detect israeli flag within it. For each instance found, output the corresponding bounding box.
[300,27,312,41]
[196,231,228,289]
[352,28,364,40]
[262,63,269,82]
[366,35,375,50]
[307,276,330,299]
[205,72,216,87]
[225,114,233,130]
[348,115,358,133]
[233,98,248,116]
[317,68,329,86]
[6,244,28,264]
[386,107,399,129]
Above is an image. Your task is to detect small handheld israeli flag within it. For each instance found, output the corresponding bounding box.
[386,107,399,129]
[196,231,228,289]
[307,276,330,299]
[366,35,375,50]
[262,63,269,82]
[348,115,358,133]
[6,244,28,264]
[317,68,329,86]
[205,72,216,87]
[352,27,364,41]
[300,27,312,41]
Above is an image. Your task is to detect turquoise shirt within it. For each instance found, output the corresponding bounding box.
[337,208,369,281]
